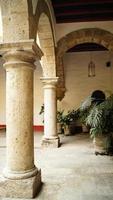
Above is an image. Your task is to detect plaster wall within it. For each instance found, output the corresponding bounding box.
[58,51,113,112]
[0,51,113,125]
[0,59,5,124]
[32,0,39,14]
[0,60,44,126]
[56,21,113,41]
[34,62,43,126]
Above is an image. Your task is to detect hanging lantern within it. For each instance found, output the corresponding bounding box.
[88,61,95,77]
[88,52,96,77]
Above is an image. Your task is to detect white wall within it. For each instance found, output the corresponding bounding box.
[56,21,113,113]
[0,59,44,126]
[58,51,113,112]
[0,20,113,125]
[34,61,43,125]
[0,58,5,124]
[0,51,113,125]
[56,21,113,41]
[32,0,39,14]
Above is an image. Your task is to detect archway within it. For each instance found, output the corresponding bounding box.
[27,0,58,135]
[57,28,113,99]
[28,0,59,147]
[36,12,56,77]
[28,0,57,77]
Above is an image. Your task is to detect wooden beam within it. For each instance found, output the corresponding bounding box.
[56,15,113,23]
[55,10,113,17]
[53,0,113,8]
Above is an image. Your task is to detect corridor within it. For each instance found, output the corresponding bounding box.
[0,130,113,200]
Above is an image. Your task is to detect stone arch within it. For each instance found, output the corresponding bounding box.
[56,28,113,100]
[28,0,56,77]
[36,12,56,77]
[1,0,29,42]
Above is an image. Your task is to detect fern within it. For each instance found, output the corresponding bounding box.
[86,94,113,138]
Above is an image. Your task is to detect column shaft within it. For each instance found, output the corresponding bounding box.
[41,77,60,148]
[0,41,43,199]
[4,50,36,177]
[44,84,57,138]
[6,66,34,172]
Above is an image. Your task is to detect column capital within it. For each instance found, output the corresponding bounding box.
[0,40,43,70]
[40,77,59,88]
[0,39,43,60]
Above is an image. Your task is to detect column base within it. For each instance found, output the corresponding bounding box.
[41,137,60,148]
[0,169,41,198]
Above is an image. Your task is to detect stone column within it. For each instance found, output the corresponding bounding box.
[41,77,60,148]
[0,41,43,198]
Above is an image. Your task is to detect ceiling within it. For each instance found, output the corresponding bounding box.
[51,0,113,23]
[51,0,113,51]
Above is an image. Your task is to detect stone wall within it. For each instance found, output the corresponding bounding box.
[1,0,29,42]
[28,0,57,77]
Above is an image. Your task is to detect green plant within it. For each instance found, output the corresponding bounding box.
[58,109,79,135]
[87,95,113,137]
[39,104,44,115]
[86,94,113,154]
[78,96,94,125]
[39,105,65,124]
[80,96,92,110]
[57,110,64,124]
[39,104,44,123]
[79,106,91,125]
[62,111,73,125]
[39,105,79,125]
[61,109,79,126]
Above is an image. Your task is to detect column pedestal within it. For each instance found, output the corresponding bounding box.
[0,40,43,198]
[41,137,60,148]
[0,170,41,198]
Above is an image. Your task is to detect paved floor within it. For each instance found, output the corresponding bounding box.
[0,130,113,200]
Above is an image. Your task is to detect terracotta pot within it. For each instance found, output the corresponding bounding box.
[82,124,89,133]
[64,125,70,136]
[93,134,112,155]
[57,123,62,134]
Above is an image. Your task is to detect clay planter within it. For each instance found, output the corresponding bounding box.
[93,133,113,155]
[82,124,89,133]
[64,125,70,136]
[57,122,62,134]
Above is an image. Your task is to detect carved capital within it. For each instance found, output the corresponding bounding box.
[40,77,59,89]
[0,40,43,70]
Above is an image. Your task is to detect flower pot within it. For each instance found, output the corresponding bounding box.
[64,125,70,136]
[57,123,62,134]
[93,133,113,155]
[82,124,89,133]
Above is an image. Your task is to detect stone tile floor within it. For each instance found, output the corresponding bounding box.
[0,130,113,199]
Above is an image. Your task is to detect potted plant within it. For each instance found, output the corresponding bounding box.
[62,109,80,136]
[79,107,90,133]
[39,105,69,134]
[79,92,105,133]
[86,94,113,155]
[79,96,93,133]
[39,104,44,115]
[57,111,71,136]
[57,110,65,134]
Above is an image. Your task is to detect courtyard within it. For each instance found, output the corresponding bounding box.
[0,130,113,200]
